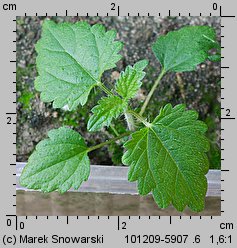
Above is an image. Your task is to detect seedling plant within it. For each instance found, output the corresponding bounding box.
[20,20,220,212]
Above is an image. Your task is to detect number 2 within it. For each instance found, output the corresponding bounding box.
[111,3,116,10]
[7,117,11,124]
[226,109,230,117]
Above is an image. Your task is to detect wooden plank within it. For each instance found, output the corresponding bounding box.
[16,163,221,197]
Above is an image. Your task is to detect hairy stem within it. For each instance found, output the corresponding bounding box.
[110,124,120,137]
[97,81,113,96]
[126,110,151,127]
[124,112,136,131]
[88,132,131,152]
[139,69,166,116]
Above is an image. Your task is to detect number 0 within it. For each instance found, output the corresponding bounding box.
[7,219,12,226]
[213,3,218,10]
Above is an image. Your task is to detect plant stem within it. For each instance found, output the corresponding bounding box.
[97,82,113,96]
[124,112,136,131]
[126,110,151,127]
[110,124,120,137]
[88,132,131,152]
[139,69,166,116]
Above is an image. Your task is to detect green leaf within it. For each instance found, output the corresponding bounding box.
[35,20,123,110]
[115,60,148,99]
[208,54,221,62]
[87,96,127,132]
[152,26,220,72]
[18,92,34,110]
[20,127,90,193]
[122,104,209,212]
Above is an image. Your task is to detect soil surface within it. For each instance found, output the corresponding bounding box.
[16,16,221,168]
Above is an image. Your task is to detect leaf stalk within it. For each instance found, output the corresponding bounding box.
[87,132,131,152]
[97,82,113,96]
[126,110,151,127]
[139,69,166,116]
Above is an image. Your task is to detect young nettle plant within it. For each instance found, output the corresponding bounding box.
[20,20,220,212]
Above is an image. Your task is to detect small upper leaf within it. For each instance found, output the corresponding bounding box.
[35,20,123,110]
[152,26,220,72]
[20,127,90,193]
[87,95,127,132]
[122,104,209,212]
[115,60,148,99]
